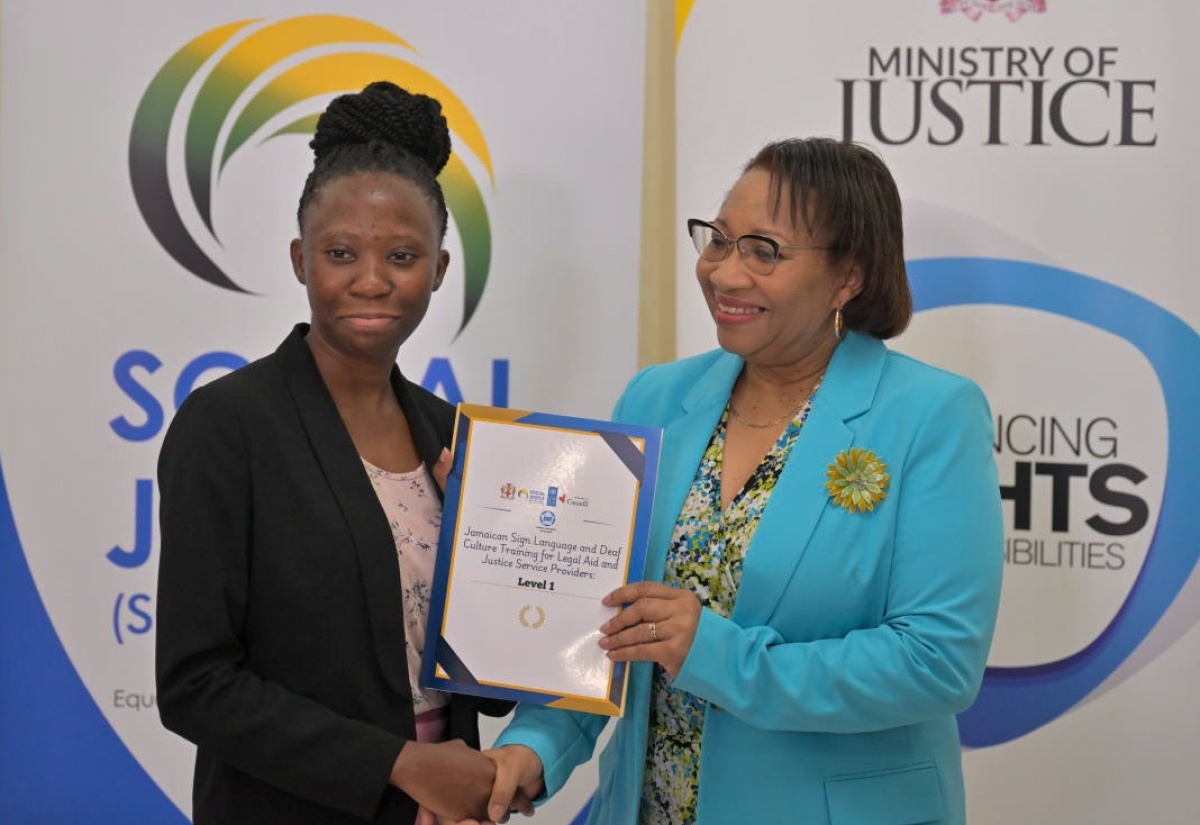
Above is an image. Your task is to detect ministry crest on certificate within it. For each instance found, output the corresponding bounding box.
[421,404,661,716]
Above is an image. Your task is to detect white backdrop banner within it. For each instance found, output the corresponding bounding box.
[678,2,1200,823]
[0,2,644,822]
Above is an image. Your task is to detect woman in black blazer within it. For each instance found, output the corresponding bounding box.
[156,82,510,824]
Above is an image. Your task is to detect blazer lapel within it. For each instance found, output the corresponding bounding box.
[733,332,886,626]
[645,355,742,583]
[391,369,448,502]
[276,326,413,699]
[627,354,741,756]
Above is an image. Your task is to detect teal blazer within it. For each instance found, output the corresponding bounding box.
[496,332,1004,825]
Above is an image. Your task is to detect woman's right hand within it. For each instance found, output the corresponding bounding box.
[483,745,543,822]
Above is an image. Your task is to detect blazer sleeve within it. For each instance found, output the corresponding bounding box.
[156,385,406,820]
[671,378,1004,733]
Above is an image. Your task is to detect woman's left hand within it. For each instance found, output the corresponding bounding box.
[599,582,702,679]
[431,448,453,493]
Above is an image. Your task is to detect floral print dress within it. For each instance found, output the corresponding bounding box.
[362,459,450,742]
[639,399,814,825]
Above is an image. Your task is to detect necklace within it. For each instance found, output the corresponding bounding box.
[728,403,800,429]
[728,374,824,429]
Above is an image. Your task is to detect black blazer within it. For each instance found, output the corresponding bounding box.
[156,324,510,824]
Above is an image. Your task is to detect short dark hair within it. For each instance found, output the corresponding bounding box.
[745,138,911,339]
[297,81,451,240]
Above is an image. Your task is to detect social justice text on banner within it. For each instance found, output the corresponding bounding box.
[0,3,645,822]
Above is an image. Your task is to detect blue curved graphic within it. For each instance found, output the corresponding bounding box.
[0,458,190,823]
[911,258,1200,747]
[570,795,595,824]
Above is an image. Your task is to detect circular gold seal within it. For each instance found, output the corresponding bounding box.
[519,605,546,629]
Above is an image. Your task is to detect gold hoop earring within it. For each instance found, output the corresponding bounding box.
[834,306,845,340]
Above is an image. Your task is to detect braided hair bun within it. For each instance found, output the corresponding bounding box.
[297,81,453,238]
[310,81,451,176]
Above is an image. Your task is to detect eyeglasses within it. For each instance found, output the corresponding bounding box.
[687,219,835,276]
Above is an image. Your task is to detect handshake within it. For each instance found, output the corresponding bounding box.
[393,740,546,825]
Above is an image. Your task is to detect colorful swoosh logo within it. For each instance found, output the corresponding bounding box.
[128,15,494,335]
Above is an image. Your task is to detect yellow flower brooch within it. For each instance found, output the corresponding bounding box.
[826,448,890,513]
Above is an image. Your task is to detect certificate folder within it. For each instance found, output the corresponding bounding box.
[421,404,662,716]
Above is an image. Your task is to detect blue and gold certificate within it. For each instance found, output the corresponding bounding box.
[421,404,661,716]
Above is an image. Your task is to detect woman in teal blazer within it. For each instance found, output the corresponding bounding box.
[472,139,1003,825]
